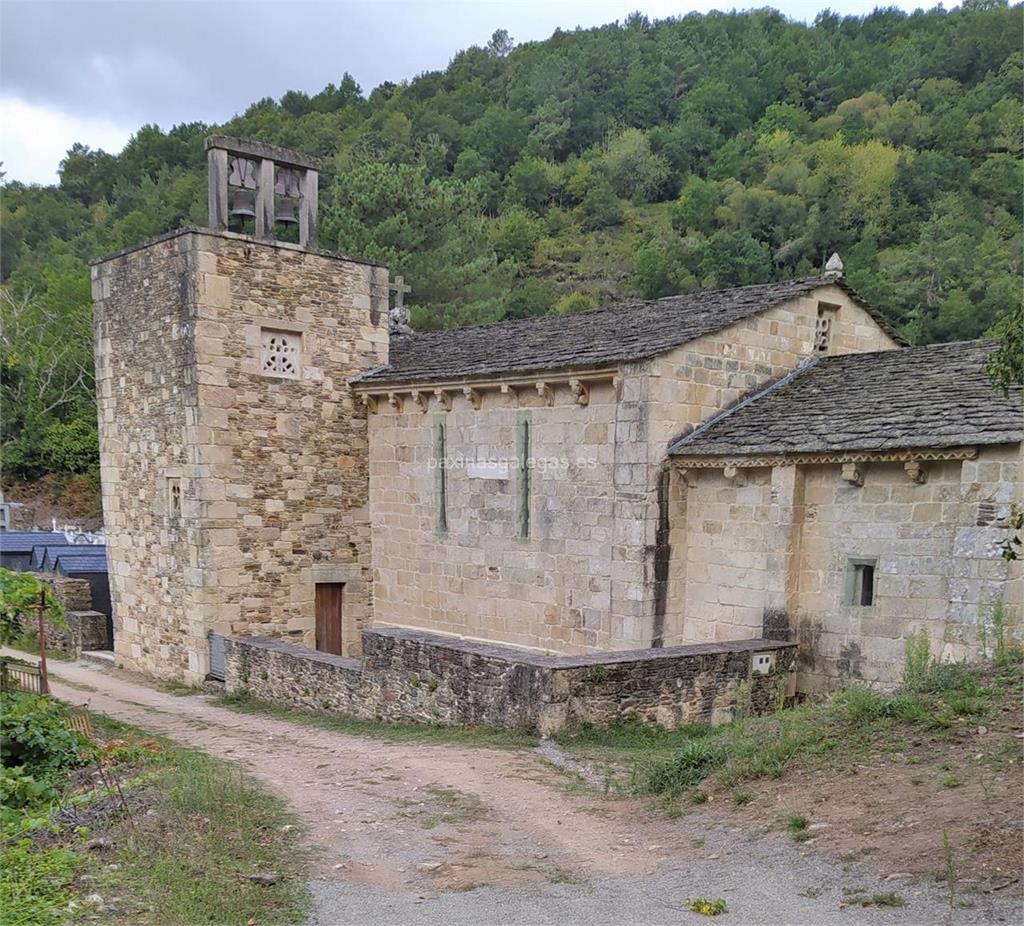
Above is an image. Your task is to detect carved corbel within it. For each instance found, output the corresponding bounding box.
[675,466,698,489]
[904,461,927,484]
[569,377,590,407]
[361,393,378,414]
[841,462,864,487]
[433,388,452,412]
[462,386,482,410]
[387,392,403,413]
[411,390,430,413]
[722,464,747,486]
[535,381,555,406]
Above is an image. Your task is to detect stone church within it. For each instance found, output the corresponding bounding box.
[90,138,1022,729]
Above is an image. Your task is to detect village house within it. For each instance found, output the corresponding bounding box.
[90,138,1022,729]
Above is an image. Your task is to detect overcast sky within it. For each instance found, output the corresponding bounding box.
[2,0,928,185]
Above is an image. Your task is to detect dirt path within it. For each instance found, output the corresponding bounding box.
[39,657,1021,925]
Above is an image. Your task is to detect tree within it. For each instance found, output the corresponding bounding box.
[487,29,514,58]
[0,569,64,645]
[986,301,1024,395]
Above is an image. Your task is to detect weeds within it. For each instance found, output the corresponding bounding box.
[560,653,1021,801]
[634,739,727,797]
[688,897,728,916]
[941,829,958,914]
[787,814,811,842]
[87,716,310,925]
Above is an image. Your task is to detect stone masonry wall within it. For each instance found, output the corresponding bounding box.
[367,283,898,657]
[225,628,796,734]
[669,444,1022,691]
[93,232,200,677]
[646,285,899,646]
[794,446,1021,690]
[369,379,625,652]
[32,575,106,654]
[94,228,388,683]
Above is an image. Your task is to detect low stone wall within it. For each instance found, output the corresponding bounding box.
[46,610,109,655]
[26,574,107,655]
[224,627,796,734]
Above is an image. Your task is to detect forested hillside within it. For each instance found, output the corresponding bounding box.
[1,3,1022,484]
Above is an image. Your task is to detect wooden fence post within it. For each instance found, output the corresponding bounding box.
[36,587,50,695]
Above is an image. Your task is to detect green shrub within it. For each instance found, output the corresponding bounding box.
[0,693,84,776]
[0,570,65,645]
[0,766,60,811]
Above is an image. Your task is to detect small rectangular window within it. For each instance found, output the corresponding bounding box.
[517,417,531,539]
[167,477,182,521]
[844,557,877,607]
[814,302,840,354]
[434,418,448,535]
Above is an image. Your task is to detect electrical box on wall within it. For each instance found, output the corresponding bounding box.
[752,652,776,676]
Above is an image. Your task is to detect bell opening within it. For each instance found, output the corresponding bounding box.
[228,187,257,234]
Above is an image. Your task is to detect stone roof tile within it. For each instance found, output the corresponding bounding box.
[670,340,1023,457]
[355,275,899,387]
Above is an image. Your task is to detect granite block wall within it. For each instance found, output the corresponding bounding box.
[93,227,389,683]
[668,444,1022,691]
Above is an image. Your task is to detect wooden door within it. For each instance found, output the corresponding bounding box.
[315,583,344,655]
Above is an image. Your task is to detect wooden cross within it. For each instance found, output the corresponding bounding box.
[389,275,411,308]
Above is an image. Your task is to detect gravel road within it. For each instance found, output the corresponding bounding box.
[33,655,1021,926]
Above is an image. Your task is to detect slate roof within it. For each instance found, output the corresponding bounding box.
[355,275,901,387]
[670,340,1023,458]
[53,552,108,575]
[0,531,67,554]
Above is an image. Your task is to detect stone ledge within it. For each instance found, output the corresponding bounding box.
[365,624,795,669]
[231,635,363,673]
[91,226,387,269]
[223,627,797,733]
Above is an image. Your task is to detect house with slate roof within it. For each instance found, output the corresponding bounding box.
[91,139,1021,713]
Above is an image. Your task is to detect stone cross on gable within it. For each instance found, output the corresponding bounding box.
[388,275,413,335]
[389,275,412,308]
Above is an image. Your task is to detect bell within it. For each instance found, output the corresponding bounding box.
[275,195,299,225]
[229,188,256,219]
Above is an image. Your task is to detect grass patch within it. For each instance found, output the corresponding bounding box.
[84,714,310,925]
[555,652,1023,801]
[160,679,202,697]
[787,814,811,842]
[844,888,906,908]
[219,691,538,749]
[0,841,81,926]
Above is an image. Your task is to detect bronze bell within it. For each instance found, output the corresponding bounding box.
[274,195,299,225]
[229,188,256,219]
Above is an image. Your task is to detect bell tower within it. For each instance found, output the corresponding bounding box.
[205,136,319,247]
[92,137,389,683]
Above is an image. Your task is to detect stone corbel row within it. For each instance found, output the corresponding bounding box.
[842,460,927,487]
[673,447,977,486]
[358,371,619,414]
